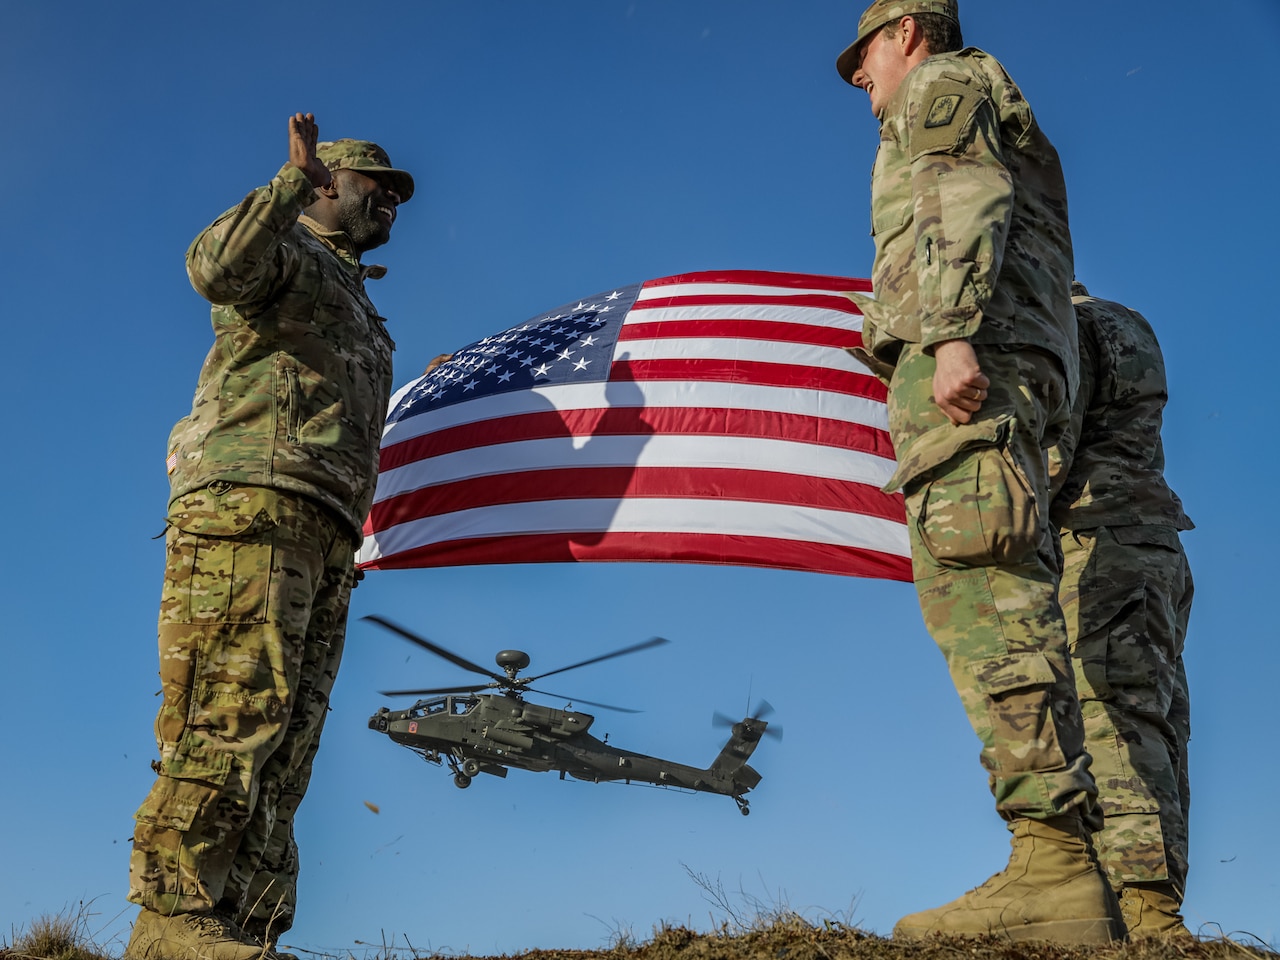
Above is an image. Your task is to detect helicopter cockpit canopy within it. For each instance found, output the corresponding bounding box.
[409,695,480,719]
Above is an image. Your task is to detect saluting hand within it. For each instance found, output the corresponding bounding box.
[932,339,990,425]
[288,112,333,189]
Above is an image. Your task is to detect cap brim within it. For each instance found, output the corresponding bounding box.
[836,37,865,84]
[369,167,415,203]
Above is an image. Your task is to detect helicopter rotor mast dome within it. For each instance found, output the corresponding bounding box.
[495,649,532,679]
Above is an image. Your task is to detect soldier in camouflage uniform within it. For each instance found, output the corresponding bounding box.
[1050,283,1195,937]
[836,0,1122,942]
[125,113,413,960]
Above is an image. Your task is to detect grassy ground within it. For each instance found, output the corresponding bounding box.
[3,904,1276,960]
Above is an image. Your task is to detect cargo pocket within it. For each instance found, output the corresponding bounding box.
[972,651,1058,697]
[1097,811,1169,884]
[913,422,1038,568]
[1070,577,1147,705]
[133,739,233,831]
[163,488,276,625]
[971,652,1067,771]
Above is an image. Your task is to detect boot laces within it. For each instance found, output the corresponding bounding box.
[963,835,1025,896]
[183,913,243,940]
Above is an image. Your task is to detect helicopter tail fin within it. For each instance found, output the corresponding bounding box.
[708,715,769,791]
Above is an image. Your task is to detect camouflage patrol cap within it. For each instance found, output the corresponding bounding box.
[316,139,415,202]
[835,0,960,84]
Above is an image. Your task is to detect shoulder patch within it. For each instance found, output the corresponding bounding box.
[908,78,984,159]
[924,94,963,129]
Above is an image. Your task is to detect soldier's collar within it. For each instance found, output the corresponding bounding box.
[298,215,388,280]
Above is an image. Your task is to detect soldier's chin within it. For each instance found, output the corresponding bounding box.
[356,222,392,251]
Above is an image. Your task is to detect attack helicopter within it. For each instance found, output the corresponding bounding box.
[363,615,779,815]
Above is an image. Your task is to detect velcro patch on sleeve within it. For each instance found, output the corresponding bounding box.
[909,78,982,157]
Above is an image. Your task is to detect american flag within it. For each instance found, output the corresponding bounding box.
[357,269,910,581]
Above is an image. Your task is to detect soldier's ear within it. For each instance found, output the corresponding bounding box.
[900,16,925,54]
[316,173,341,200]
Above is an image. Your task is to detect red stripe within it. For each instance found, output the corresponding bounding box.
[618,319,863,349]
[640,270,875,294]
[359,530,912,582]
[632,293,864,314]
[379,407,894,472]
[613,359,888,401]
[366,465,906,532]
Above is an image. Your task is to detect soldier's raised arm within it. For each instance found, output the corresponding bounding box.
[186,112,328,306]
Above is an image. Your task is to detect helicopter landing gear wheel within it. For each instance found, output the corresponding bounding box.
[461,759,481,778]
[453,773,472,789]
[734,796,750,816]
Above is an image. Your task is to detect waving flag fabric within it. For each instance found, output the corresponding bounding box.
[357,269,911,581]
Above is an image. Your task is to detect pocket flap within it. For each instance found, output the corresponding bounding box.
[1110,525,1180,551]
[167,487,275,538]
[887,414,1013,493]
[971,651,1057,697]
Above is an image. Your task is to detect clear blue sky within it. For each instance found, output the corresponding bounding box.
[2,0,1277,953]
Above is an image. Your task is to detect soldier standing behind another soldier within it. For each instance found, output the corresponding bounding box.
[1051,282,1195,938]
[835,0,1123,943]
[126,113,413,960]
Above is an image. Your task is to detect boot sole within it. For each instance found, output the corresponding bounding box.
[894,917,1122,944]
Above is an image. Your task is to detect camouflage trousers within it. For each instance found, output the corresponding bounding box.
[129,482,358,932]
[887,343,1097,822]
[1059,524,1192,891]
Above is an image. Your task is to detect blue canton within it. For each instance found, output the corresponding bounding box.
[389,282,644,425]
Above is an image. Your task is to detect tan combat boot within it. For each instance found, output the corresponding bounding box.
[893,815,1124,944]
[239,919,299,960]
[125,909,273,960]
[1120,881,1192,939]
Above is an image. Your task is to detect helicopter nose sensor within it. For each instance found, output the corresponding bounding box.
[496,650,531,671]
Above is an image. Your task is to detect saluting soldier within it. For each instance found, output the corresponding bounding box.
[126,114,413,960]
[836,1,1123,942]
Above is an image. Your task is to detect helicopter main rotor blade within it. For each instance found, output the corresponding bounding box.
[525,686,642,714]
[362,615,506,683]
[526,635,670,683]
[378,682,494,698]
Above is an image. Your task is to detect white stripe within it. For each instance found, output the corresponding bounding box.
[626,303,862,330]
[616,337,866,370]
[635,282,867,301]
[359,497,910,564]
[387,378,421,412]
[383,380,887,444]
[371,434,896,504]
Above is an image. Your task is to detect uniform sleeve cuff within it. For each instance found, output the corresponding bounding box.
[274,163,320,210]
[921,308,983,351]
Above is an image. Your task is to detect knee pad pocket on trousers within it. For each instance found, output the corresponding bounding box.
[914,442,1039,567]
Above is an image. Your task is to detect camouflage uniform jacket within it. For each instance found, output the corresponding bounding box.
[169,163,395,538]
[1049,283,1193,532]
[850,48,1077,397]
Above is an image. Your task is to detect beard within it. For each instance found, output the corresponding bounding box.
[337,192,392,253]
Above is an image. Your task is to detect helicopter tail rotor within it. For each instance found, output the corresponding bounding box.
[713,699,783,742]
